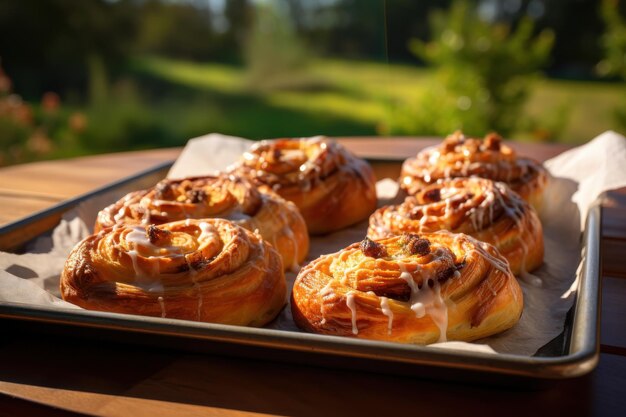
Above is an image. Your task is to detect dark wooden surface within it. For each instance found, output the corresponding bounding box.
[0,138,624,417]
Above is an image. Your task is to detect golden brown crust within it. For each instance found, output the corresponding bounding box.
[95,174,309,271]
[368,177,544,275]
[400,132,548,210]
[61,219,286,326]
[291,232,523,344]
[228,137,378,234]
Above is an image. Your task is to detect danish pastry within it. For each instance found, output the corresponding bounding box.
[291,232,523,344]
[61,219,286,326]
[368,177,543,275]
[95,174,308,271]
[400,131,548,209]
[229,137,377,234]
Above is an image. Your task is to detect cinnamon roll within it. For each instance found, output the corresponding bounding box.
[228,137,377,234]
[400,131,548,210]
[61,219,286,326]
[95,174,308,271]
[368,177,543,275]
[291,233,523,344]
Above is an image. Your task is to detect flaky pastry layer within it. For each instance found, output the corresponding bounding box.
[291,232,523,345]
[95,174,308,271]
[229,137,377,234]
[369,177,544,275]
[400,131,548,210]
[62,219,286,326]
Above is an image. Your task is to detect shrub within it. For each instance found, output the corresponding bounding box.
[598,0,626,132]
[243,3,312,91]
[0,63,73,165]
[386,0,554,137]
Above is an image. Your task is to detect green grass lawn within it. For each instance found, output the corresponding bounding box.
[131,56,625,144]
[8,55,622,166]
[525,79,624,143]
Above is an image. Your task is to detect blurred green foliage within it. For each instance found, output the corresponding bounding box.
[244,3,313,91]
[0,0,135,99]
[1,53,624,166]
[599,0,626,80]
[0,0,624,167]
[386,0,555,137]
[598,0,626,132]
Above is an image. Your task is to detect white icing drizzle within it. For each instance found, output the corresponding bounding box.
[379,296,394,335]
[317,280,334,326]
[148,256,160,276]
[474,241,511,276]
[235,194,301,272]
[198,222,219,241]
[158,296,166,318]
[492,183,543,285]
[345,291,358,335]
[122,226,191,317]
[114,207,126,222]
[184,254,204,320]
[320,281,333,297]
[126,249,142,278]
[142,207,152,224]
[407,179,540,284]
[124,226,183,280]
[275,203,300,272]
[149,199,181,209]
[332,251,366,285]
[420,204,434,226]
[126,226,180,255]
[126,227,151,246]
[399,265,448,342]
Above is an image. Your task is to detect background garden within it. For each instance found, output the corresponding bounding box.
[1,0,625,166]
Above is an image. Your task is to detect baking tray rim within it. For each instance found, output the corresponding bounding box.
[0,161,601,381]
[0,160,175,238]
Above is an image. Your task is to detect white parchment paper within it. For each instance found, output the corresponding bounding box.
[2,131,626,356]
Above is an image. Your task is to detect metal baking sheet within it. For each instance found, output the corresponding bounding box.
[0,163,601,383]
[0,161,174,252]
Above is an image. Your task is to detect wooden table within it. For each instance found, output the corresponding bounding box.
[0,138,625,417]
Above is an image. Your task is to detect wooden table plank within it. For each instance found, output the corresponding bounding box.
[601,276,626,353]
[3,333,626,417]
[0,148,180,201]
[0,194,62,224]
[0,392,92,417]
[602,206,626,240]
[590,352,626,416]
[601,238,626,279]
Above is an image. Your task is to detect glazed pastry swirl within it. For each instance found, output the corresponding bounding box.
[95,174,308,271]
[229,136,377,234]
[368,177,543,275]
[291,233,523,344]
[400,131,548,209]
[61,219,286,326]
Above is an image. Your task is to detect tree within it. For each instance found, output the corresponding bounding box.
[243,2,310,90]
[0,0,135,98]
[598,0,626,131]
[387,0,554,136]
